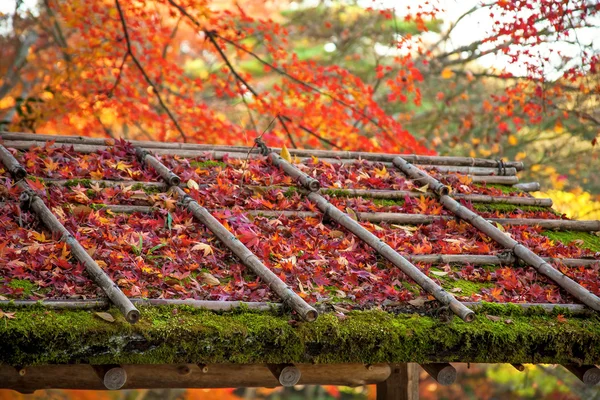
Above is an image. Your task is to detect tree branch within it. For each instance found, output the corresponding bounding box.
[114,0,188,142]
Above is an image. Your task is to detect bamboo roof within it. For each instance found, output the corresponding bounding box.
[0,132,599,391]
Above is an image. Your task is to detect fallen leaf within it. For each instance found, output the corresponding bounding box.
[416,184,429,193]
[0,295,7,301]
[346,207,358,221]
[200,272,220,286]
[187,179,199,190]
[191,242,214,256]
[450,287,463,293]
[329,230,345,239]
[408,297,428,307]
[280,144,292,163]
[333,304,351,313]
[431,270,448,276]
[557,314,567,323]
[0,310,16,319]
[504,319,513,324]
[95,312,115,323]
[486,314,501,322]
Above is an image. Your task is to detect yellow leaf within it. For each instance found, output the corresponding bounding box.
[280,144,292,163]
[554,121,564,134]
[191,242,214,256]
[200,272,220,286]
[415,184,429,193]
[508,135,518,146]
[441,68,454,79]
[187,179,199,190]
[346,207,358,221]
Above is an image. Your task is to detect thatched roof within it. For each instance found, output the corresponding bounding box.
[0,132,599,391]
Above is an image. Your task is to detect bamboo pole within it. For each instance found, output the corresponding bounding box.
[136,148,318,322]
[78,204,600,232]
[2,299,594,315]
[3,139,520,183]
[461,302,591,315]
[0,299,282,311]
[265,149,474,322]
[92,365,127,390]
[419,363,456,386]
[0,132,524,169]
[514,182,541,192]
[0,363,392,392]
[38,178,554,207]
[393,156,600,313]
[267,152,320,191]
[0,145,140,324]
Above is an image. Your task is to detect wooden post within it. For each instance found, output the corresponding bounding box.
[377,363,419,400]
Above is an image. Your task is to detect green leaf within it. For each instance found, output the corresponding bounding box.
[147,243,167,255]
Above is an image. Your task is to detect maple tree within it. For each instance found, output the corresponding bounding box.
[0,0,598,177]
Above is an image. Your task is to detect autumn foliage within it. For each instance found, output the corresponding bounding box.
[1,0,599,179]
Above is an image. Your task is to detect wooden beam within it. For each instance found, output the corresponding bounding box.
[377,363,419,400]
[0,363,391,393]
[420,363,456,386]
[563,364,600,386]
[267,364,302,387]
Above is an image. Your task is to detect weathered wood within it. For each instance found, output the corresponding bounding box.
[320,157,517,175]
[514,182,541,192]
[3,139,519,183]
[0,131,524,169]
[81,204,598,232]
[511,363,525,372]
[377,363,419,400]
[267,364,302,387]
[305,193,475,322]
[393,156,600,313]
[420,363,456,386]
[0,363,391,392]
[38,178,554,207]
[2,299,596,315]
[92,365,127,390]
[0,145,26,179]
[0,299,282,312]
[268,152,320,191]
[563,365,600,386]
[137,149,317,322]
[0,145,140,324]
[463,302,591,315]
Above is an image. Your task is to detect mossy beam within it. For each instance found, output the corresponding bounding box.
[1,307,599,366]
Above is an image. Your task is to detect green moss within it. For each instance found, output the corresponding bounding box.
[7,279,37,298]
[1,306,599,366]
[283,186,298,198]
[542,231,600,252]
[474,183,521,194]
[473,203,551,213]
[191,160,227,169]
[88,203,107,210]
[130,183,163,194]
[372,198,405,207]
[63,178,92,188]
[442,279,494,296]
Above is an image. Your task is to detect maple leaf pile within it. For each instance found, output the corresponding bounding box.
[0,141,599,307]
